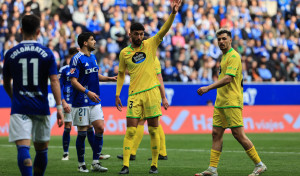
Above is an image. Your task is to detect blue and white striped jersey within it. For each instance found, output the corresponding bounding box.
[3,40,57,115]
[69,52,100,107]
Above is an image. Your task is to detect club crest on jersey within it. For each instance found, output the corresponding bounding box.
[132,52,146,64]
[70,68,76,74]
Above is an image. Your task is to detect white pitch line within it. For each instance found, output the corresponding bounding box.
[0,144,299,155]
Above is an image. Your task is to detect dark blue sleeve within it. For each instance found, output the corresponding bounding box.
[2,51,11,79]
[48,50,58,76]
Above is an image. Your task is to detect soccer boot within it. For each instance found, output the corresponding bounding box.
[117,154,136,160]
[99,153,111,160]
[148,154,168,160]
[249,163,267,176]
[78,165,89,173]
[61,153,69,160]
[194,168,218,176]
[119,166,129,174]
[90,162,108,172]
[149,166,158,174]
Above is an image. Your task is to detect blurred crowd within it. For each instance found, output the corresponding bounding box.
[0,0,300,84]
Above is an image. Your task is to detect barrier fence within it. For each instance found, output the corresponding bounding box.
[0,106,299,136]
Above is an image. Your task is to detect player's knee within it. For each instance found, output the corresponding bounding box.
[23,158,32,166]
[64,122,72,129]
[148,126,158,137]
[212,129,221,139]
[232,130,243,140]
[126,127,136,138]
[94,126,104,134]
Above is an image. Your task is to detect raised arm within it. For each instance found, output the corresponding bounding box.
[157,0,182,39]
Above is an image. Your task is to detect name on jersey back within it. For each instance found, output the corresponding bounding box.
[10,45,48,59]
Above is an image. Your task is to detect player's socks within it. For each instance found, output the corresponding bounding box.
[17,145,32,176]
[62,128,71,154]
[158,124,167,156]
[131,125,144,155]
[123,127,136,167]
[87,127,95,146]
[246,146,262,164]
[92,133,103,160]
[33,148,48,176]
[148,126,160,167]
[209,149,221,168]
[76,131,87,163]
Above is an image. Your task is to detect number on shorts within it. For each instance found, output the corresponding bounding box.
[78,108,86,116]
[129,101,133,109]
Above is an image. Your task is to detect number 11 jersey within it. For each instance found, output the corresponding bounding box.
[3,41,57,115]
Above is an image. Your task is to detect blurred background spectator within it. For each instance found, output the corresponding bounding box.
[0,0,300,84]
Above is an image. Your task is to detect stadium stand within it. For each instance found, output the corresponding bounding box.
[0,0,299,84]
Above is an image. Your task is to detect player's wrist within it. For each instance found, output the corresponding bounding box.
[57,104,63,110]
[84,89,89,94]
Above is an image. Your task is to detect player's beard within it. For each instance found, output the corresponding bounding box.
[132,38,142,47]
[88,45,95,52]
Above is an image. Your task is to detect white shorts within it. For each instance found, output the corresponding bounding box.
[64,104,73,122]
[72,104,104,126]
[9,114,50,143]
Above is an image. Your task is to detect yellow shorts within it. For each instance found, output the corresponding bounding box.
[213,108,243,128]
[126,87,162,119]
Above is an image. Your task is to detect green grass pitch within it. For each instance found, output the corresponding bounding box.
[0,133,299,176]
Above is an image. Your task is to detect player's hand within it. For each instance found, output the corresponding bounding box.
[171,0,182,14]
[87,91,101,103]
[115,96,123,112]
[197,86,209,96]
[62,101,71,113]
[57,109,64,127]
[162,97,169,110]
[110,76,118,82]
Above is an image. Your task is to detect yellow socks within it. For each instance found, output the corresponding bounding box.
[158,124,167,156]
[246,146,261,164]
[209,149,221,168]
[148,126,160,167]
[123,127,136,167]
[131,125,144,155]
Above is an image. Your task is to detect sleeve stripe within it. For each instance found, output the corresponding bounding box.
[72,53,82,66]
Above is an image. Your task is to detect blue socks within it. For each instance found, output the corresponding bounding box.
[93,133,103,160]
[87,127,95,147]
[33,148,48,176]
[17,145,32,176]
[62,128,71,153]
[76,131,87,162]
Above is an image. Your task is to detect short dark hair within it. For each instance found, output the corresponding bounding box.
[21,15,40,36]
[130,22,145,32]
[68,47,78,56]
[216,28,232,38]
[77,32,94,48]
